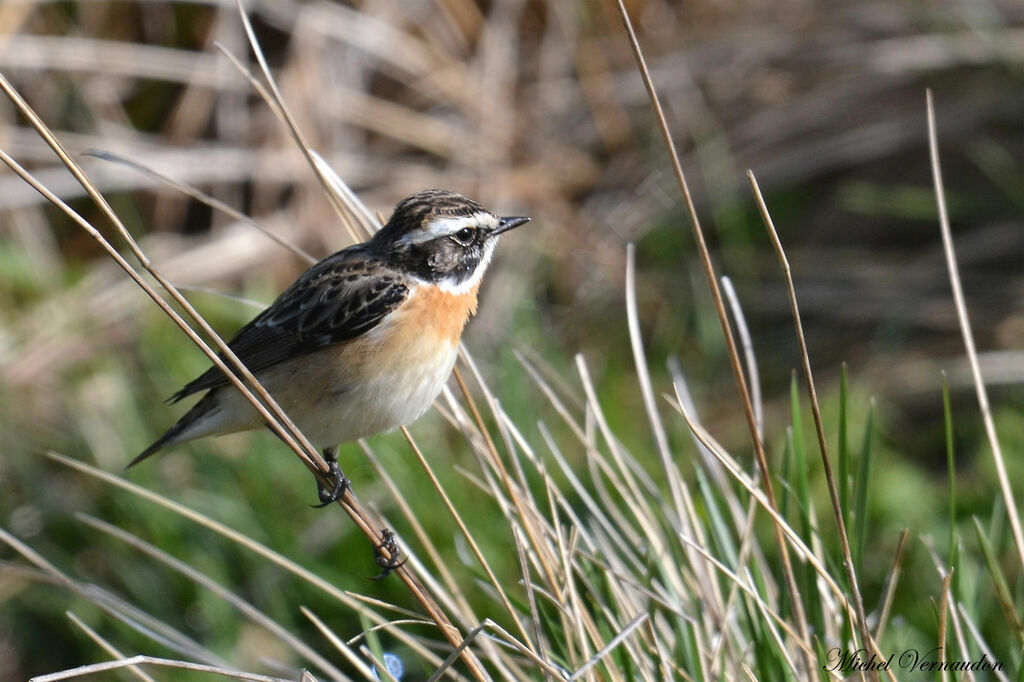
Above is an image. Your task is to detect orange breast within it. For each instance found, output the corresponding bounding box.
[397,282,481,344]
[329,281,480,381]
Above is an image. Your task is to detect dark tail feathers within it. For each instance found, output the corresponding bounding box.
[128,393,217,468]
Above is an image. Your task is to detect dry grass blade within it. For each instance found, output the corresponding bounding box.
[675,534,805,651]
[74,514,349,680]
[299,608,379,681]
[567,612,649,681]
[874,529,909,642]
[83,149,317,264]
[44,452,448,670]
[610,3,813,672]
[955,605,1013,682]
[720,276,763,439]
[746,170,874,655]
[510,526,550,681]
[64,611,157,682]
[624,244,701,546]
[29,656,297,682]
[424,620,566,682]
[0,513,227,668]
[398,424,531,649]
[926,89,1024,568]
[229,0,370,243]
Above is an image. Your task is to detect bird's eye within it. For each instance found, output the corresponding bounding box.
[451,227,475,246]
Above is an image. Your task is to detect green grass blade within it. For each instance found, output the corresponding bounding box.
[971,516,1024,648]
[852,400,875,577]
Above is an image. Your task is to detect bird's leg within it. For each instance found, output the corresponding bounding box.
[311,445,350,508]
[370,528,407,580]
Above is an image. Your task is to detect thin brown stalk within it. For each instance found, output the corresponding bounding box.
[29,656,294,682]
[300,606,400,681]
[926,89,1024,568]
[874,529,909,642]
[451,365,560,618]
[938,569,953,678]
[230,0,371,244]
[610,2,813,672]
[84,149,317,264]
[398,424,532,652]
[76,515,348,680]
[64,611,157,682]
[747,170,874,656]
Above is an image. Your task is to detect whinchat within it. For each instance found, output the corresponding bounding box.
[131,189,530,506]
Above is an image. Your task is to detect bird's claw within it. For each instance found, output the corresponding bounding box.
[370,528,406,580]
[311,458,350,508]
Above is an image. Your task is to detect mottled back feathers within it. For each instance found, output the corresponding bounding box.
[170,245,409,402]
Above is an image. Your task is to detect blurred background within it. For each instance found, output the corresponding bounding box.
[2,0,1024,678]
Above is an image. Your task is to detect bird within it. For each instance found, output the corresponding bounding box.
[130,189,531,507]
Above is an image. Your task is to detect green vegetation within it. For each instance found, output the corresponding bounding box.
[3,1,1024,680]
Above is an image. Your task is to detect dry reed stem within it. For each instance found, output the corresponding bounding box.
[84,150,318,264]
[76,514,348,679]
[45,451,437,667]
[926,89,1024,569]
[747,171,874,658]
[64,611,157,682]
[30,656,296,682]
[873,528,909,642]
[612,0,813,673]
[299,606,398,680]
[0,526,227,672]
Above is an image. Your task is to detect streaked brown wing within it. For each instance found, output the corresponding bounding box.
[169,245,409,402]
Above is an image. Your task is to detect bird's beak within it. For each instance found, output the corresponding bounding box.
[491,215,531,236]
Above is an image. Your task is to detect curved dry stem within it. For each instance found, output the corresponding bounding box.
[611,1,812,673]
[926,90,1024,569]
[747,170,874,656]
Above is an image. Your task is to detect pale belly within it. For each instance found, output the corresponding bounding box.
[277,339,460,446]
[212,324,461,448]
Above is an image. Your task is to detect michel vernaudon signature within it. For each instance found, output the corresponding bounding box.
[823,647,1005,674]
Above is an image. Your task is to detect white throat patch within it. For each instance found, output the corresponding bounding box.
[436,239,498,294]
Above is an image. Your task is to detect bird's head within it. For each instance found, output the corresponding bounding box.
[372,189,530,292]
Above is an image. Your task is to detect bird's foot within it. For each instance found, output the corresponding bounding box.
[370,528,406,580]
[311,455,350,508]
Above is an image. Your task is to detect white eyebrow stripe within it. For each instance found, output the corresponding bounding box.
[397,212,497,244]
